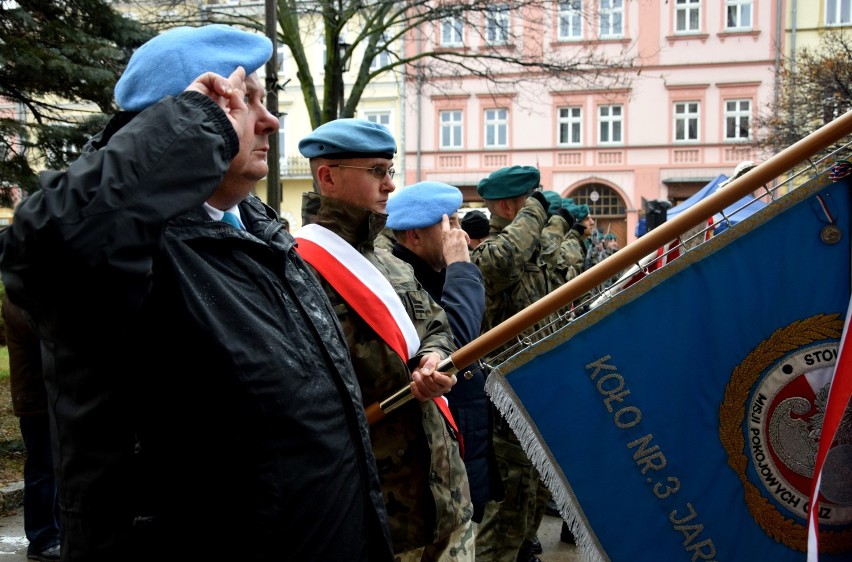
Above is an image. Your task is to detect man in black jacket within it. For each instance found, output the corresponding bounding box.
[3,294,61,562]
[385,181,504,525]
[0,25,392,562]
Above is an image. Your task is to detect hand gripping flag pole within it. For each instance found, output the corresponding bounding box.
[365,109,852,426]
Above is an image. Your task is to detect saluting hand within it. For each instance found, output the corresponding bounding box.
[441,214,471,266]
[185,66,249,138]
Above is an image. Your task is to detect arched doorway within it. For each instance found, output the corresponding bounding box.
[564,182,628,248]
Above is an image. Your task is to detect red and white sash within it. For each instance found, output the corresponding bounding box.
[296,223,419,360]
[295,224,463,454]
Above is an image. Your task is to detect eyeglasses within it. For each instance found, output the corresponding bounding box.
[328,164,396,180]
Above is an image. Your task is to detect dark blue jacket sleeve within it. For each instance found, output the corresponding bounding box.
[440,261,485,348]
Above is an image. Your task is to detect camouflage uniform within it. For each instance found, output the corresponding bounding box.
[560,228,586,277]
[472,199,559,346]
[301,192,474,558]
[374,226,397,252]
[559,227,594,309]
[583,230,609,286]
[470,197,560,562]
[538,213,579,317]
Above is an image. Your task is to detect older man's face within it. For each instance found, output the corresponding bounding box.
[218,73,279,203]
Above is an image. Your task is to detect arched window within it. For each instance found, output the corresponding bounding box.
[569,183,625,217]
[566,182,628,247]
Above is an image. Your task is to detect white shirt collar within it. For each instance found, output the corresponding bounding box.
[203,202,243,226]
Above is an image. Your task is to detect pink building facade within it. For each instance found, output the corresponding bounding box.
[403,0,782,245]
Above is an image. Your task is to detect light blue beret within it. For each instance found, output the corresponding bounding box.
[115,24,272,112]
[386,181,463,230]
[299,118,397,160]
[477,166,540,200]
[569,204,590,220]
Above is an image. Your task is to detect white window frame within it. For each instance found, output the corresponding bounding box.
[369,33,392,71]
[484,108,508,148]
[673,101,700,142]
[598,0,623,39]
[826,0,852,25]
[276,46,287,73]
[319,34,327,74]
[725,0,752,31]
[364,111,391,129]
[724,99,751,141]
[441,15,464,46]
[598,104,623,144]
[558,106,583,145]
[675,0,701,33]
[440,110,463,149]
[277,114,287,170]
[485,5,510,45]
[44,123,78,164]
[558,1,583,41]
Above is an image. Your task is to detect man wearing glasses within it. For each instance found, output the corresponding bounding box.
[296,119,474,561]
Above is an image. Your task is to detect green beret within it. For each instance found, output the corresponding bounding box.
[568,204,590,221]
[605,233,617,240]
[477,166,540,200]
[561,197,575,207]
[542,191,563,214]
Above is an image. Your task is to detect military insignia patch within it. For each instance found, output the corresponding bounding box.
[721,315,852,553]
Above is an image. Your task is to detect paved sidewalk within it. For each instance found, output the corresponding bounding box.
[0,483,26,561]
[0,482,585,561]
[536,514,583,562]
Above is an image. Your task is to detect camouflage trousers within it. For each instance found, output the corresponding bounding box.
[474,430,542,562]
[526,472,550,543]
[395,517,475,562]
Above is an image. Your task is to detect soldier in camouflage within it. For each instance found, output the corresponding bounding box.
[561,203,598,308]
[470,166,565,562]
[537,190,585,318]
[297,119,474,562]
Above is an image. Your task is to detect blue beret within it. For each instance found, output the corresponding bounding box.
[569,204,590,220]
[115,25,272,112]
[386,181,462,230]
[299,118,397,160]
[477,166,540,200]
[561,197,575,207]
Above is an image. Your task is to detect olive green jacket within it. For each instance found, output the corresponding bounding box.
[301,192,472,553]
[471,198,563,362]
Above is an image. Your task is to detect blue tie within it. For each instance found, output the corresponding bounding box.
[221,211,242,230]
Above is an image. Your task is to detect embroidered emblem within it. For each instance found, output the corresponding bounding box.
[720,314,852,553]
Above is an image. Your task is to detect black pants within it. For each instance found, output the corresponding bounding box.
[20,414,60,552]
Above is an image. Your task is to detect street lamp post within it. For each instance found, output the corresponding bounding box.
[264,0,281,213]
[338,38,350,118]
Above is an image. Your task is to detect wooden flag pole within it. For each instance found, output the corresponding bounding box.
[365,110,852,425]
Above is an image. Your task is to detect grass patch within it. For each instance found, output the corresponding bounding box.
[0,345,8,380]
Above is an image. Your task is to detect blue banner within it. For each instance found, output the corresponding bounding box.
[488,172,852,561]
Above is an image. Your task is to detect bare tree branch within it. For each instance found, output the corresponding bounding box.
[197,0,636,128]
